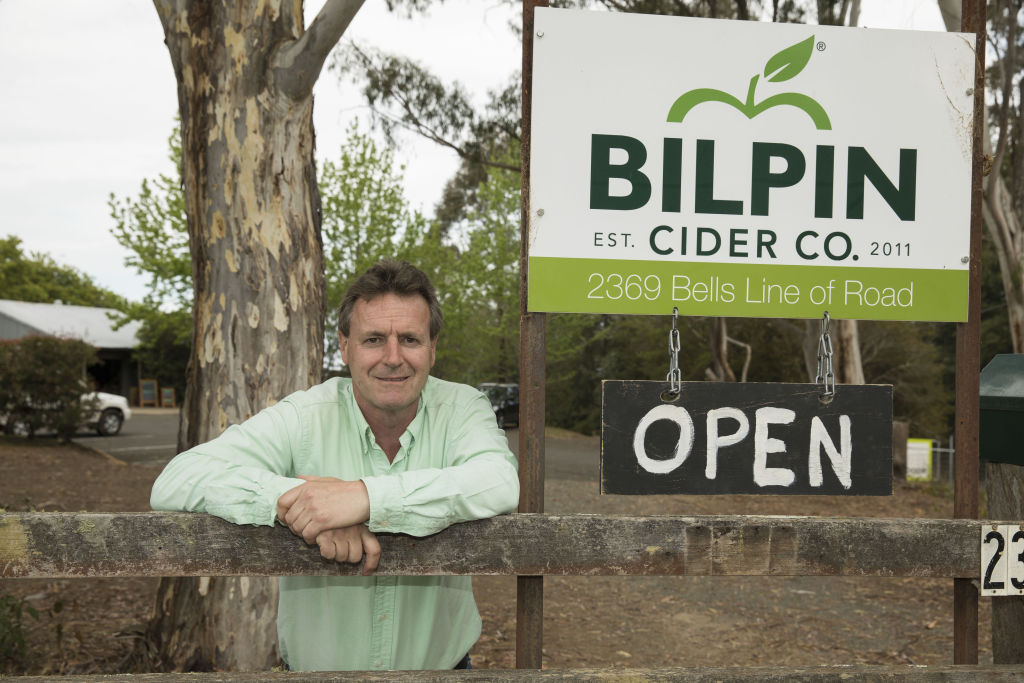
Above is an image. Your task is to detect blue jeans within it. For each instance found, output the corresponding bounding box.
[453,653,472,669]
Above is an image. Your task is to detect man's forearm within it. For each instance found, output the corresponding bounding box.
[361,452,520,537]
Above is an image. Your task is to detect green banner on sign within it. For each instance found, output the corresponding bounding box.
[528,256,968,321]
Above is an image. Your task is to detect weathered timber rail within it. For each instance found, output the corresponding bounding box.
[5,665,1024,682]
[0,512,1014,579]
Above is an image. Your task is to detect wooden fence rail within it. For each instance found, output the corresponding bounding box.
[11,665,1024,682]
[6,512,1024,681]
[1,512,1016,579]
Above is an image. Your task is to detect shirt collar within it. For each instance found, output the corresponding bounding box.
[343,378,429,454]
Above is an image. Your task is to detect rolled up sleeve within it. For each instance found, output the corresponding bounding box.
[150,402,307,527]
[362,392,519,537]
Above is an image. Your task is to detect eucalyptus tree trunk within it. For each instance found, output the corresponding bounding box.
[939,0,1024,664]
[139,0,364,671]
[832,318,865,384]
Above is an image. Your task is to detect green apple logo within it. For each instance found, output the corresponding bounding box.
[666,36,831,130]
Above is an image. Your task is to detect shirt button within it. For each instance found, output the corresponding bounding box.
[375,660,383,668]
[379,614,387,621]
[380,521,388,527]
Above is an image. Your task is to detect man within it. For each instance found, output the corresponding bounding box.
[150,259,520,671]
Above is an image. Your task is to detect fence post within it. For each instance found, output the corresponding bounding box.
[518,0,548,670]
[953,0,986,665]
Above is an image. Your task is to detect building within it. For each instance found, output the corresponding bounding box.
[0,299,141,399]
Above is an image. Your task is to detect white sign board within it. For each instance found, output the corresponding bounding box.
[981,525,1024,597]
[529,9,976,321]
[906,438,933,482]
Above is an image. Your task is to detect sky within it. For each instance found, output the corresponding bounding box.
[0,0,945,304]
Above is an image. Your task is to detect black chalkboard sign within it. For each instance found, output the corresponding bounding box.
[601,380,892,496]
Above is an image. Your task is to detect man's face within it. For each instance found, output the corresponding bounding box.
[339,293,436,425]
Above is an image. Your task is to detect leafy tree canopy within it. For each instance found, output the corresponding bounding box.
[0,236,127,310]
[320,122,436,363]
[108,125,192,397]
[109,127,191,316]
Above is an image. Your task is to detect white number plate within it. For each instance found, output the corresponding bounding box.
[980,525,1024,597]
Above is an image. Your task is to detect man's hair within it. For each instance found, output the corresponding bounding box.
[337,259,443,339]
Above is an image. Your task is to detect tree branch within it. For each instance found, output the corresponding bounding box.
[273,0,366,100]
[726,336,752,382]
[370,107,522,173]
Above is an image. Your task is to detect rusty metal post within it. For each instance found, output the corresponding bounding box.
[517,0,547,670]
[954,0,985,666]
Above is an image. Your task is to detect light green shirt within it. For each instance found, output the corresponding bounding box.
[150,376,520,671]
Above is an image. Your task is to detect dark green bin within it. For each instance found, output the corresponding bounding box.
[980,354,1024,467]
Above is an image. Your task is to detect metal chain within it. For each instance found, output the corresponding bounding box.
[815,311,835,401]
[666,307,681,396]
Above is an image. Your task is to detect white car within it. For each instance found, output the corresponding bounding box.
[83,392,132,436]
[3,392,132,437]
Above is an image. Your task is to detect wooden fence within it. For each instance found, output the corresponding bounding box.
[3,511,1024,681]
[0,512,1002,579]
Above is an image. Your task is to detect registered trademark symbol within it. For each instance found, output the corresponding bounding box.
[816,41,826,51]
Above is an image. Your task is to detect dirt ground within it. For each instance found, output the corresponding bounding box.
[0,433,993,674]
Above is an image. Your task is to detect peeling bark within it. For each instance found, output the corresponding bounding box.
[141,0,362,671]
[832,318,865,385]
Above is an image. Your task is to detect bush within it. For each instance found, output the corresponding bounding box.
[0,336,99,441]
[0,590,38,671]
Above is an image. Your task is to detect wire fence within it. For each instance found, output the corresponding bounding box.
[907,436,955,484]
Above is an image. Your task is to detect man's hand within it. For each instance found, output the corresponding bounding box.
[276,475,371,544]
[315,525,381,575]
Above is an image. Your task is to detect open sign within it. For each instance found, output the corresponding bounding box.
[601,380,892,495]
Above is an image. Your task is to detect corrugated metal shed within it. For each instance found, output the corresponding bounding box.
[0,299,141,349]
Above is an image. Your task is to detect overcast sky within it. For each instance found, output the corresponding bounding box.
[0,0,944,303]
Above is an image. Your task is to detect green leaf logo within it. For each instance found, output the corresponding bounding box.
[666,35,831,131]
[763,36,815,83]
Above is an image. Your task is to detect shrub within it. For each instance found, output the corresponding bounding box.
[0,336,99,441]
[0,590,38,671]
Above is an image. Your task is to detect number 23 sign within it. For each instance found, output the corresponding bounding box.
[981,525,1024,597]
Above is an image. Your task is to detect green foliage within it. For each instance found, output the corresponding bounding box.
[547,313,709,434]
[0,236,126,309]
[859,321,952,440]
[0,336,99,441]
[320,122,436,363]
[0,590,38,671]
[335,47,521,235]
[708,318,805,382]
[432,147,522,384]
[132,308,192,403]
[108,126,192,392]
[109,128,191,313]
[318,129,523,387]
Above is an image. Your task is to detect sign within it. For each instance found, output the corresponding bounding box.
[980,525,1024,597]
[905,438,933,481]
[161,387,176,408]
[139,379,158,407]
[601,380,892,495]
[529,9,975,321]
